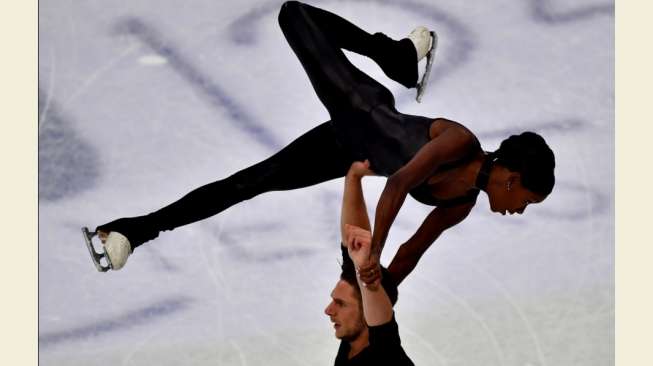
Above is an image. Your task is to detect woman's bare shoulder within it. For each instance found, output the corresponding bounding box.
[429,118,478,142]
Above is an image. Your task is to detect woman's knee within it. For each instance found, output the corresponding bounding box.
[279,1,303,24]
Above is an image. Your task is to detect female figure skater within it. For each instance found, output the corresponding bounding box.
[85,1,555,285]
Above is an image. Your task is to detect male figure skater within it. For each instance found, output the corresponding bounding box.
[326,160,413,365]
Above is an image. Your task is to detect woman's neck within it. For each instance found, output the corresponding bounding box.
[473,152,495,191]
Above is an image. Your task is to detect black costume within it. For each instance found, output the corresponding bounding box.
[334,314,413,366]
[97,1,483,249]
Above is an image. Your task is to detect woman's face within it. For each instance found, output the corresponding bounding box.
[487,174,546,215]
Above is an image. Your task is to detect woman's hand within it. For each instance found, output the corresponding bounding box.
[345,224,381,286]
[357,258,381,285]
[347,160,375,179]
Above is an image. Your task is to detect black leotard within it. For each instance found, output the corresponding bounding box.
[334,108,482,208]
[97,1,483,249]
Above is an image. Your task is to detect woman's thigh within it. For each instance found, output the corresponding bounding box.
[232,120,355,194]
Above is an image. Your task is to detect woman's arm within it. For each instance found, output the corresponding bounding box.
[370,124,476,257]
[387,203,473,285]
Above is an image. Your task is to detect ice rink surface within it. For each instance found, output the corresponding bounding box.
[38,0,614,365]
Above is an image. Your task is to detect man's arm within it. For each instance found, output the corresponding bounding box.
[340,161,373,241]
[357,270,393,326]
[345,227,393,326]
[340,161,393,326]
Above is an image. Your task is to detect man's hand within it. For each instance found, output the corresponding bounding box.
[346,160,375,179]
[345,224,381,286]
[345,224,371,265]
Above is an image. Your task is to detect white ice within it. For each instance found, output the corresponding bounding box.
[38,0,614,365]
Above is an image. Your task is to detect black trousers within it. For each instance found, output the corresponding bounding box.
[98,1,418,248]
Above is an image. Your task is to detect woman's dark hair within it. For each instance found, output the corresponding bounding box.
[493,131,555,196]
[340,246,398,305]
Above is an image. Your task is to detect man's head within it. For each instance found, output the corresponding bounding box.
[324,279,367,341]
[324,253,399,341]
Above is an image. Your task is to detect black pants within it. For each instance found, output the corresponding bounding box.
[98,1,418,248]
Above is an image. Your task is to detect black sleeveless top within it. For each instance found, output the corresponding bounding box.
[331,106,483,208]
[407,146,482,208]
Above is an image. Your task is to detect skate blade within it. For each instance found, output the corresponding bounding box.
[416,31,438,103]
[82,227,112,272]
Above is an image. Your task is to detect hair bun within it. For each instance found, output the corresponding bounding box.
[494,132,555,195]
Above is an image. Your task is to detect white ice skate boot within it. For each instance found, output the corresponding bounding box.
[82,228,132,272]
[408,26,438,103]
[102,232,131,270]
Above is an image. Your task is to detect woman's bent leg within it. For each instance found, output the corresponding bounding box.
[281,1,418,88]
[97,121,353,249]
[277,1,415,117]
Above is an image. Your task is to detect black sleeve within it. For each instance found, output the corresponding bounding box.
[367,313,414,365]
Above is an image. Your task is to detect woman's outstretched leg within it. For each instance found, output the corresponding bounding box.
[96,121,355,256]
[89,2,426,271]
[277,1,418,117]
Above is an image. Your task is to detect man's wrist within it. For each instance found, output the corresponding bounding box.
[356,262,382,286]
[345,172,363,181]
[357,275,381,290]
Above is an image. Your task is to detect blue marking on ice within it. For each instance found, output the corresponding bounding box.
[112,18,283,151]
[39,297,191,348]
[531,0,614,24]
[38,88,101,201]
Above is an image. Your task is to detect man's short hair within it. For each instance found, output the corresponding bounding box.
[340,245,399,305]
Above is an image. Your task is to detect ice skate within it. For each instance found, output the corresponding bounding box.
[82,227,132,272]
[408,26,438,103]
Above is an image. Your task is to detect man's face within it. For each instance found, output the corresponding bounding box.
[324,280,366,341]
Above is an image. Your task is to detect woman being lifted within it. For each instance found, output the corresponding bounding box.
[84,1,555,287]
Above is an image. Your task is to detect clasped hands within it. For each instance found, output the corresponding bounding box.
[345,223,382,288]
